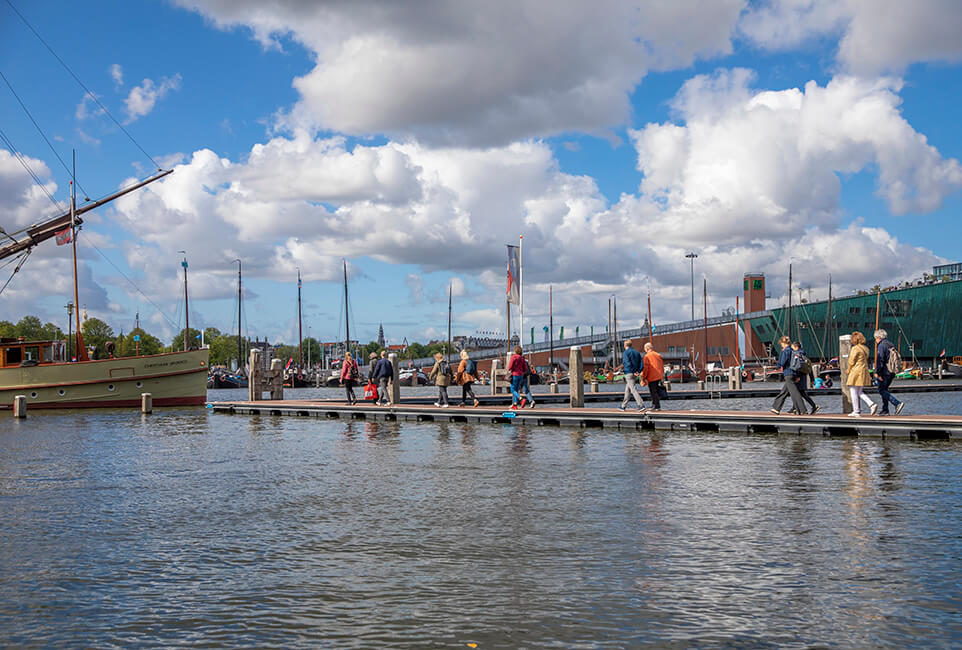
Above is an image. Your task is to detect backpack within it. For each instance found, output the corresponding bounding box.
[886,345,903,374]
[466,359,477,376]
[439,359,452,377]
[789,349,809,374]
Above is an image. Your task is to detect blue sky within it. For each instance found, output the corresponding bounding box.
[2,0,961,348]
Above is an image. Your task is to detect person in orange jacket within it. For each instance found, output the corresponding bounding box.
[640,342,665,411]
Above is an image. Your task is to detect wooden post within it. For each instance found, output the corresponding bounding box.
[13,395,26,418]
[590,381,599,393]
[550,382,558,393]
[269,358,284,400]
[389,353,400,405]
[490,359,501,395]
[141,393,152,414]
[839,334,853,414]
[248,348,262,401]
[569,346,584,407]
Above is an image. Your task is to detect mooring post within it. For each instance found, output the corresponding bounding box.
[389,353,400,405]
[141,393,152,414]
[13,395,26,418]
[550,382,558,393]
[269,358,284,400]
[490,359,501,395]
[248,348,262,401]
[569,346,584,407]
[839,334,853,414]
[590,381,599,393]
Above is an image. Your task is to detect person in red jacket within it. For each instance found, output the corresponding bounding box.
[507,345,536,409]
[641,342,665,411]
[340,351,360,405]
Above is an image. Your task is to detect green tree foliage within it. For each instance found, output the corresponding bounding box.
[170,327,203,352]
[118,328,164,357]
[0,320,14,337]
[208,334,239,367]
[82,317,115,359]
[302,337,322,366]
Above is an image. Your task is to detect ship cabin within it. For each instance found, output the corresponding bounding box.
[0,338,68,368]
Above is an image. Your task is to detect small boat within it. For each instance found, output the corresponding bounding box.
[399,369,430,385]
[665,367,695,383]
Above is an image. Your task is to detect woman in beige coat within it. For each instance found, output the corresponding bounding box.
[846,331,878,417]
[429,352,451,408]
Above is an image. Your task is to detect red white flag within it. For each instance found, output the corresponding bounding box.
[55,228,72,246]
[506,244,520,305]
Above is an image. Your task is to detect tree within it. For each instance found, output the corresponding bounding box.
[0,320,14,338]
[15,316,44,340]
[302,337,321,367]
[82,318,115,359]
[118,328,164,357]
[39,322,64,341]
[208,334,237,367]
[170,327,202,352]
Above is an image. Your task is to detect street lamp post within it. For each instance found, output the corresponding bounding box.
[685,252,698,321]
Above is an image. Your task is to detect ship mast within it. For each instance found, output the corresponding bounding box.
[70,152,88,361]
[235,259,242,370]
[297,268,303,367]
[343,259,350,358]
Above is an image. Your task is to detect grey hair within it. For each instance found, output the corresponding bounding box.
[874,329,887,339]
[644,342,653,351]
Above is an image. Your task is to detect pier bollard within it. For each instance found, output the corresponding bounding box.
[590,381,599,393]
[13,395,26,418]
[839,335,853,414]
[490,360,501,395]
[141,393,152,414]
[550,382,558,393]
[248,349,262,401]
[697,380,705,391]
[389,353,400,405]
[269,358,284,400]
[569,346,584,407]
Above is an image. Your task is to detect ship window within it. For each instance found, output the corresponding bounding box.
[43,345,54,362]
[24,346,40,361]
[136,381,143,388]
[107,384,115,391]
[30,392,37,398]
[5,347,22,365]
[58,389,65,396]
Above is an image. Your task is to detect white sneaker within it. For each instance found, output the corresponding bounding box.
[433,402,441,407]
[848,412,861,418]
[441,404,449,408]
[869,403,879,415]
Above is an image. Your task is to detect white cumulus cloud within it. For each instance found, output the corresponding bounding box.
[123,74,182,123]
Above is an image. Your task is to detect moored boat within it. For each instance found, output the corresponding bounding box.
[0,338,208,409]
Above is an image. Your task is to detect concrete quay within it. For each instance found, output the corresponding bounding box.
[208,399,962,440]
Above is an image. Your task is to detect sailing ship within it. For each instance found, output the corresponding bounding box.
[0,169,209,410]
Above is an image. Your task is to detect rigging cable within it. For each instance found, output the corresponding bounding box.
[0,249,31,296]
[4,0,162,171]
[0,126,66,212]
[0,68,91,200]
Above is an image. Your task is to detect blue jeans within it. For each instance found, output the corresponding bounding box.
[510,375,534,404]
[876,372,901,413]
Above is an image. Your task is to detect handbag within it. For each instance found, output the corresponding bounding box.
[363,382,378,400]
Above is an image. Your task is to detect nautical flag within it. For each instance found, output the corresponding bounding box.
[55,228,71,245]
[940,348,946,357]
[506,244,520,305]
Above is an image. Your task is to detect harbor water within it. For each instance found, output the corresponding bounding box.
[1,390,960,647]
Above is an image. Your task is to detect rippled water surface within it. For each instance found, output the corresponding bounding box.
[2,401,961,647]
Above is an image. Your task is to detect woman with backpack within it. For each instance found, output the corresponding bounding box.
[845,331,878,417]
[340,350,360,405]
[455,349,480,407]
[429,351,452,407]
[507,345,536,409]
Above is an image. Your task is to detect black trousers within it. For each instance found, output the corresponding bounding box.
[796,374,817,410]
[772,376,806,414]
[343,379,356,403]
[460,382,477,403]
[647,379,663,409]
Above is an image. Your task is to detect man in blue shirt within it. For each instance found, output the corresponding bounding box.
[371,350,394,406]
[619,340,646,412]
[874,329,905,415]
[770,335,807,415]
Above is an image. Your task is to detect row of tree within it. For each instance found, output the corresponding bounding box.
[1,315,449,366]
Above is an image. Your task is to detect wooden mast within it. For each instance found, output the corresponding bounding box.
[297,268,303,367]
[70,153,88,361]
[343,259,350,359]
[235,259,242,370]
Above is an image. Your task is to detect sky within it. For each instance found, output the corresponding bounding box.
[2,0,962,348]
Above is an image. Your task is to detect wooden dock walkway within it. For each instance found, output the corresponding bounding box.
[209,399,962,439]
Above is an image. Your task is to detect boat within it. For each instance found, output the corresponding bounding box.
[945,356,962,378]
[398,369,429,385]
[665,366,695,383]
[0,160,210,409]
[1,337,207,409]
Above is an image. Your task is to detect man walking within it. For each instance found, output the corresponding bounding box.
[874,329,905,415]
[619,340,646,412]
[641,342,665,411]
[770,335,807,415]
[372,350,394,406]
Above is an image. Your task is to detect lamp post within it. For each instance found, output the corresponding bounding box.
[685,252,698,321]
[65,301,74,361]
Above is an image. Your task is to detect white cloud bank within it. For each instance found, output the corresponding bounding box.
[123,74,182,123]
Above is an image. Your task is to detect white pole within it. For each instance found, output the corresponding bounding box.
[519,234,524,351]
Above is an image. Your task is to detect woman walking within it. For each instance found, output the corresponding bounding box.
[846,331,878,417]
[429,352,452,407]
[455,349,480,407]
[507,345,536,409]
[340,350,360,405]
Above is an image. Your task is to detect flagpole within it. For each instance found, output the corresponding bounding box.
[519,234,524,352]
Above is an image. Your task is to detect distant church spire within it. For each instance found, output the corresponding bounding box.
[377,323,385,348]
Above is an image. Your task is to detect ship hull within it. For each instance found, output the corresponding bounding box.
[0,348,209,410]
